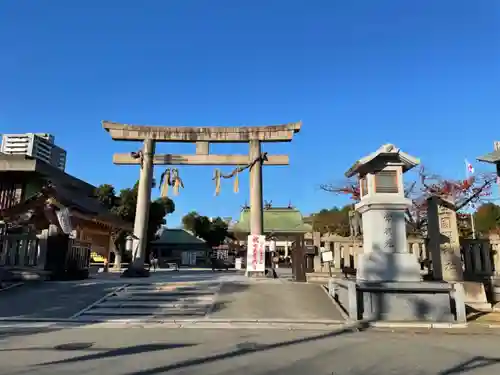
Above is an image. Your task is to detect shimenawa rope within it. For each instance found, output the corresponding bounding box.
[212,152,268,196]
[159,168,184,197]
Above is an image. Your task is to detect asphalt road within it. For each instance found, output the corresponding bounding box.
[0,326,499,375]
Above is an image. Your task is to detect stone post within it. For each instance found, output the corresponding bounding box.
[426,196,463,281]
[131,139,155,268]
[36,224,58,271]
[249,140,263,235]
[312,231,322,272]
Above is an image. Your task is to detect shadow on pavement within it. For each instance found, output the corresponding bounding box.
[206,282,248,314]
[0,327,64,341]
[31,343,197,365]
[437,356,500,375]
[117,324,362,375]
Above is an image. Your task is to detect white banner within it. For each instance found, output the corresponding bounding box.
[246,234,266,272]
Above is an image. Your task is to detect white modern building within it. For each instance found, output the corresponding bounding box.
[0,133,67,171]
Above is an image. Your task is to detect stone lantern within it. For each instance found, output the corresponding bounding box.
[345,144,421,282]
[329,144,467,324]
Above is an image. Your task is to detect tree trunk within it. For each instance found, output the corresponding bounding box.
[110,230,126,270]
[112,249,122,270]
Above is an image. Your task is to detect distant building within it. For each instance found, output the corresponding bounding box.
[229,206,312,258]
[150,228,210,266]
[0,133,67,171]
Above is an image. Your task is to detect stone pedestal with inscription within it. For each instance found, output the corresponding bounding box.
[329,144,465,323]
[426,196,463,281]
[427,196,491,310]
[356,199,421,282]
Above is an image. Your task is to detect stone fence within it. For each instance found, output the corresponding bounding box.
[313,234,500,279]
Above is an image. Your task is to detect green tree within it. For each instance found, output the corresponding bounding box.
[181,212,229,247]
[474,203,500,236]
[307,205,351,236]
[181,211,200,233]
[94,182,175,267]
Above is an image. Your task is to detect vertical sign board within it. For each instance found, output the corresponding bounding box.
[235,258,242,270]
[269,240,276,253]
[246,234,266,272]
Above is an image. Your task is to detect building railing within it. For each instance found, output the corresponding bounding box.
[66,239,91,271]
[0,234,39,267]
[0,234,92,272]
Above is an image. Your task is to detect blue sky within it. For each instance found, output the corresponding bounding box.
[1,1,499,226]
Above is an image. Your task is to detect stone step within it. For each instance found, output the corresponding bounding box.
[75,314,202,322]
[124,285,218,291]
[98,301,213,309]
[82,308,208,316]
[107,295,215,302]
[306,274,331,284]
[117,290,216,297]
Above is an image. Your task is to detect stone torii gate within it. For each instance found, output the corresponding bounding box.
[103,120,301,273]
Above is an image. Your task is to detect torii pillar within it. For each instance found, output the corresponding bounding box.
[249,140,264,236]
[131,139,155,268]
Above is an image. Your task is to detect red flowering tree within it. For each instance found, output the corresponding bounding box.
[320,167,497,236]
[416,166,495,211]
[320,178,360,202]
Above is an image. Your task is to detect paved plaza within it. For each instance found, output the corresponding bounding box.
[0,270,345,324]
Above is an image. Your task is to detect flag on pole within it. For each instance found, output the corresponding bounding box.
[465,159,474,176]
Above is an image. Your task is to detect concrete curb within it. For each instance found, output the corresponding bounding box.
[0,317,479,331]
[321,284,350,321]
[370,322,467,329]
[0,319,352,331]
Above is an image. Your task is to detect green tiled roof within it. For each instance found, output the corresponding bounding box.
[152,229,206,245]
[230,208,312,234]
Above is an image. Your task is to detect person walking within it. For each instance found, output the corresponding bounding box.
[149,251,159,272]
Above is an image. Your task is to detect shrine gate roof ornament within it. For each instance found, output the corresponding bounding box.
[345,143,420,177]
[102,120,302,143]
